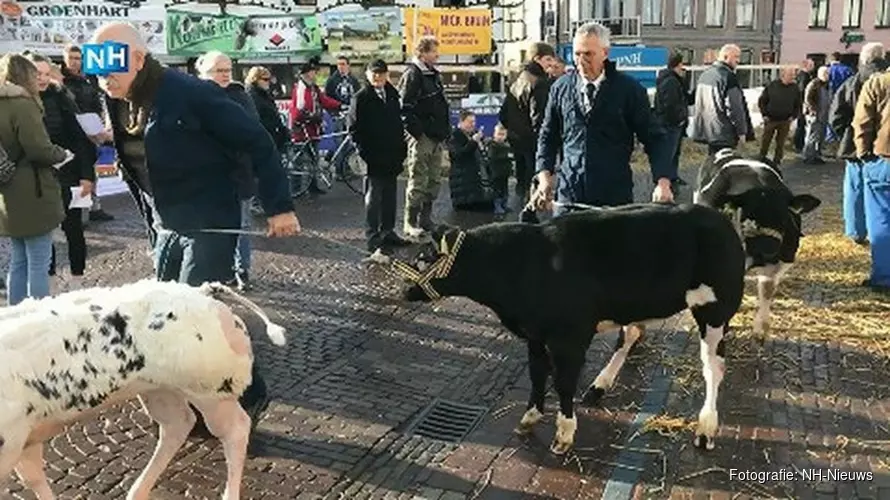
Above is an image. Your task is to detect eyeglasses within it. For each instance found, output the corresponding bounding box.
[214,68,233,74]
[260,77,270,81]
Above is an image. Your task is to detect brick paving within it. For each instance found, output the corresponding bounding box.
[2,156,889,499]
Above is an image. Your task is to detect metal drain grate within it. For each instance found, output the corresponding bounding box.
[407,399,488,443]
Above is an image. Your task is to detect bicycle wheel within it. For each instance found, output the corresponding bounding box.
[342,149,367,195]
[285,144,312,199]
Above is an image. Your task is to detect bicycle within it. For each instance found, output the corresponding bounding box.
[282,123,366,198]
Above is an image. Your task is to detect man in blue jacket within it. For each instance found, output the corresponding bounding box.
[91,23,299,437]
[534,22,674,214]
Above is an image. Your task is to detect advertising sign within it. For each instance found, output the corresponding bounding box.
[0,0,166,56]
[322,6,402,63]
[558,44,669,89]
[403,7,491,56]
[166,8,321,57]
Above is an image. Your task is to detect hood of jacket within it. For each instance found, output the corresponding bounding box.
[656,68,672,85]
[0,81,31,100]
[226,81,246,92]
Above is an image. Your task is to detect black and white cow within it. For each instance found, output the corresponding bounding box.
[693,148,822,334]
[398,203,746,454]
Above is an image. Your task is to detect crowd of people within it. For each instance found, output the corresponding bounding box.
[0,19,887,441]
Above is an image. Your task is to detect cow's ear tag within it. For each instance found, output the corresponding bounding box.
[440,235,450,255]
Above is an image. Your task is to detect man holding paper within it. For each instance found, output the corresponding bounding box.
[62,44,116,222]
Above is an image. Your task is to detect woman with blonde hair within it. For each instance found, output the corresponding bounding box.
[26,52,96,286]
[246,65,289,152]
[0,53,71,305]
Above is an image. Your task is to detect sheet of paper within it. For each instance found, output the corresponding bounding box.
[52,150,75,170]
[69,187,93,209]
[75,113,105,136]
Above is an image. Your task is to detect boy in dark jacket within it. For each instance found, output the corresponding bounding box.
[485,124,513,215]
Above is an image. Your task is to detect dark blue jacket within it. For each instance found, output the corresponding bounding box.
[536,61,670,207]
[143,70,292,231]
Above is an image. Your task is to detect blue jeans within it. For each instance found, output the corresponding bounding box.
[843,160,867,241]
[235,200,251,276]
[153,229,238,286]
[863,157,890,287]
[7,232,53,306]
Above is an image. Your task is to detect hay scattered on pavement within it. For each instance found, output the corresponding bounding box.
[640,414,697,438]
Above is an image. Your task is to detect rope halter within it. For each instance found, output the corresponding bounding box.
[391,231,467,301]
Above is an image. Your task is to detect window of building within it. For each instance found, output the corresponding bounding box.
[879,0,890,26]
[740,48,754,64]
[736,0,755,27]
[809,0,829,28]
[705,0,724,27]
[843,0,863,27]
[642,0,663,25]
[675,46,695,64]
[675,0,694,25]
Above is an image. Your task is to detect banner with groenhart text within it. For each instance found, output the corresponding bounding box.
[403,8,491,56]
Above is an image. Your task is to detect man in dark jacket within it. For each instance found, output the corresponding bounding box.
[498,42,556,199]
[691,44,754,154]
[348,59,409,258]
[92,23,299,437]
[654,52,689,187]
[62,44,114,222]
[829,42,886,245]
[448,110,490,211]
[324,56,361,176]
[197,50,262,290]
[757,67,802,165]
[794,58,816,152]
[534,22,673,214]
[398,35,451,241]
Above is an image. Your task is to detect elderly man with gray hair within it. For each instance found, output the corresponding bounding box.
[534,21,673,213]
[691,43,754,155]
[830,42,887,245]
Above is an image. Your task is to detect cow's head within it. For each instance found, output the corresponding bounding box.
[723,189,821,267]
[397,224,467,302]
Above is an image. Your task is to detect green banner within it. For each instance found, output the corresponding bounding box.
[166,9,321,57]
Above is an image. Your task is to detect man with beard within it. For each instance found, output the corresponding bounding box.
[830,42,886,245]
[90,22,300,437]
[498,42,557,201]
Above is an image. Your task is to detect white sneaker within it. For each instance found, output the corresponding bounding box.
[362,248,391,265]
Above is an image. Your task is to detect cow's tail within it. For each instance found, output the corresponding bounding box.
[200,282,287,346]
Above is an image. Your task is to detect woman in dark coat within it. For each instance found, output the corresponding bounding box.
[246,65,289,153]
[448,110,492,211]
[28,53,96,283]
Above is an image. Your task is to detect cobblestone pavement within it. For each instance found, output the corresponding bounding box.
[3,156,889,500]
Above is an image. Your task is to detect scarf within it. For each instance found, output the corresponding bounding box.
[122,54,165,136]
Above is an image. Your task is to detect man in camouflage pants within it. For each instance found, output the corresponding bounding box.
[398,36,451,240]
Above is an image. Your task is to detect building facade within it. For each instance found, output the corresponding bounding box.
[503,0,781,65]
[780,0,890,65]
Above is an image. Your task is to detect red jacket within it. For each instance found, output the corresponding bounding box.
[289,79,340,142]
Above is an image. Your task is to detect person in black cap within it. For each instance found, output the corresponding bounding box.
[289,55,341,194]
[348,59,409,260]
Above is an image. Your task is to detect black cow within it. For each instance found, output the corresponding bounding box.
[693,148,821,334]
[398,203,746,454]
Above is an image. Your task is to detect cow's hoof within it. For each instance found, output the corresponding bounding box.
[581,387,606,406]
[550,439,572,455]
[694,433,715,450]
[514,407,543,435]
[695,409,718,450]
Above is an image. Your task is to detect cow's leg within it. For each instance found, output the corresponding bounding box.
[693,318,726,450]
[753,264,782,334]
[0,424,28,490]
[515,339,550,435]
[584,324,643,405]
[550,341,589,455]
[15,443,54,499]
[127,390,196,500]
[190,396,251,500]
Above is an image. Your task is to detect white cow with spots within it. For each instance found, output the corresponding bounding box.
[0,280,286,500]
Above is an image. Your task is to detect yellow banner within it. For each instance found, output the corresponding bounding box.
[403,8,492,56]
